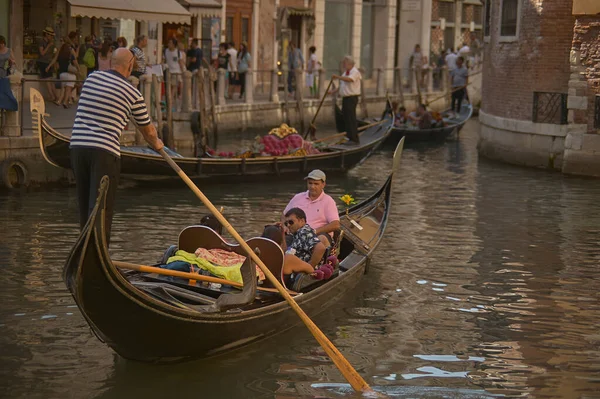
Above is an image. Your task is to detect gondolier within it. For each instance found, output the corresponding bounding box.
[70,48,163,245]
[331,55,362,144]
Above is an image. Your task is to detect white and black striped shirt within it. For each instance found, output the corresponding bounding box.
[70,70,151,157]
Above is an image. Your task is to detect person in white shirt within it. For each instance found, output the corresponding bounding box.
[330,55,362,144]
[458,43,470,56]
[306,46,319,97]
[445,48,458,71]
[227,42,238,99]
[164,38,185,110]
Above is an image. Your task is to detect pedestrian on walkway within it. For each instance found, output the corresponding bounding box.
[130,34,148,79]
[37,27,59,103]
[69,48,163,246]
[306,46,319,97]
[46,37,79,108]
[0,36,15,78]
[187,39,203,73]
[410,44,424,88]
[330,55,361,144]
[237,41,251,100]
[450,56,469,118]
[227,42,238,99]
[287,42,304,96]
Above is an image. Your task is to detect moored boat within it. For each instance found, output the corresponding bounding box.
[62,138,404,362]
[351,102,472,147]
[30,88,392,181]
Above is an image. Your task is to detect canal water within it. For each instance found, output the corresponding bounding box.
[2,120,600,398]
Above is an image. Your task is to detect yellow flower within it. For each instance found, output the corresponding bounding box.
[340,194,356,206]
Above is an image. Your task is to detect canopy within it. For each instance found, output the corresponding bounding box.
[183,0,222,18]
[68,0,192,24]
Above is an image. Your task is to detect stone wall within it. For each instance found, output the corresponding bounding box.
[571,16,600,129]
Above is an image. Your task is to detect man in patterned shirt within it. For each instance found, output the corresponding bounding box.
[284,207,326,267]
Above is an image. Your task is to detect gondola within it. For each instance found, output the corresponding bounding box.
[62,138,404,362]
[344,102,472,146]
[30,88,392,181]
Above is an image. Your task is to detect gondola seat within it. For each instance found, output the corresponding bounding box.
[177,225,286,288]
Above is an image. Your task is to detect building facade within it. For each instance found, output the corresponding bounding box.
[478,0,600,176]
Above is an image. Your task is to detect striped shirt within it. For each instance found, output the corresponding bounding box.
[70,70,151,157]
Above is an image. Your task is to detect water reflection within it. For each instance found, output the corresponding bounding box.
[1,120,600,398]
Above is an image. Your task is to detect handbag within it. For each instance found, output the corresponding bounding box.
[68,63,79,75]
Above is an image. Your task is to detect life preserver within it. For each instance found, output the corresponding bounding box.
[2,159,29,189]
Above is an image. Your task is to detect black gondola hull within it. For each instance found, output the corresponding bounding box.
[39,117,392,180]
[62,139,403,362]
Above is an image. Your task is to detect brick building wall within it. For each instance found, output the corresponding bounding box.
[572,16,600,129]
[482,0,575,121]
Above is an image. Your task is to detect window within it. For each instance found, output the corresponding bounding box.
[241,17,249,44]
[226,16,233,43]
[438,1,455,21]
[500,0,519,38]
[483,0,491,37]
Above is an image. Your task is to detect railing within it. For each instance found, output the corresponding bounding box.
[2,58,483,138]
[532,92,568,125]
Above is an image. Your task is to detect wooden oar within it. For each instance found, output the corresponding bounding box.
[157,147,373,393]
[425,81,474,107]
[304,79,335,140]
[113,260,296,295]
[311,120,384,144]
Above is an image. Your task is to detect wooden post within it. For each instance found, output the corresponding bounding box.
[318,68,327,99]
[165,70,174,148]
[182,70,193,112]
[208,66,219,148]
[152,74,163,139]
[376,68,384,96]
[426,68,433,96]
[270,69,280,103]
[197,69,207,156]
[283,70,290,124]
[244,69,254,104]
[295,68,305,134]
[217,68,226,105]
[444,67,451,109]
[358,68,368,118]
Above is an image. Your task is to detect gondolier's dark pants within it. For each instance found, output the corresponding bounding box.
[342,95,360,143]
[71,147,121,247]
[451,87,466,113]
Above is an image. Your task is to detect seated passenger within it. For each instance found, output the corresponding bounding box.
[395,106,408,126]
[284,207,326,267]
[282,170,340,248]
[410,103,433,129]
[262,224,315,276]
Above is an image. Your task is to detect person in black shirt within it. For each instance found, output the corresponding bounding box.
[186,38,203,72]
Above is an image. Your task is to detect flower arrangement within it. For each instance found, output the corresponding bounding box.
[339,194,362,230]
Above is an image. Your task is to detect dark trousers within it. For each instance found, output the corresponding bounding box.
[239,72,246,97]
[451,87,466,113]
[342,95,359,143]
[71,147,121,246]
[287,70,295,93]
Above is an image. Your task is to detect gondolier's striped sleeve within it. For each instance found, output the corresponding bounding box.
[131,98,151,127]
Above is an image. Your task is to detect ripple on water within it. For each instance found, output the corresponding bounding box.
[2,121,600,398]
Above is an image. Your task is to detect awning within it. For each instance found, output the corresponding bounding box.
[287,7,314,18]
[183,0,222,18]
[68,0,192,24]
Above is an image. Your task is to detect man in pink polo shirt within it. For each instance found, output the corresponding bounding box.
[282,169,340,246]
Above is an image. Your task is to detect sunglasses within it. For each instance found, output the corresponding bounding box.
[284,220,294,227]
